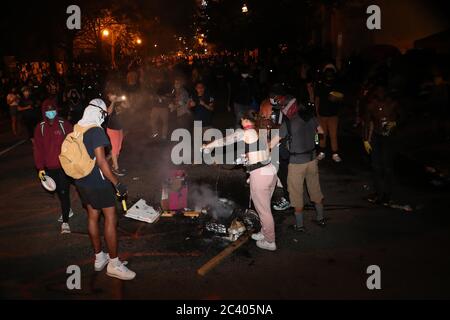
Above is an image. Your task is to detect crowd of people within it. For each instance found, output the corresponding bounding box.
[0,49,448,279]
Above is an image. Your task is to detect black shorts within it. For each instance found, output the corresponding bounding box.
[77,184,116,210]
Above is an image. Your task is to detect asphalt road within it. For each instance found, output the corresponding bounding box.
[0,106,449,300]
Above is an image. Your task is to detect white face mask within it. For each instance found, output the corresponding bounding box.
[241,73,249,79]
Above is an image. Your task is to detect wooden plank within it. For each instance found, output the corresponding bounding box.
[197,233,251,276]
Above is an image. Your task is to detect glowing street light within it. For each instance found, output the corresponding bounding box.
[101,29,117,69]
[136,38,142,45]
[242,3,248,13]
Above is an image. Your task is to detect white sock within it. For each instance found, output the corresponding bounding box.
[109,257,120,266]
[95,251,105,259]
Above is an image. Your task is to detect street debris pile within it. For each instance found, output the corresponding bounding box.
[123,169,260,243]
[203,200,261,241]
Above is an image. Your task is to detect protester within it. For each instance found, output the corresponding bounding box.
[363,86,402,205]
[106,92,129,176]
[7,87,21,136]
[150,83,171,140]
[265,84,294,212]
[188,82,215,131]
[33,103,74,233]
[169,77,191,130]
[18,87,39,141]
[203,110,278,251]
[274,100,326,231]
[65,87,84,124]
[74,99,136,280]
[315,65,344,162]
[231,66,259,128]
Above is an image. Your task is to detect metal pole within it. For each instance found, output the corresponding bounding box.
[111,31,116,69]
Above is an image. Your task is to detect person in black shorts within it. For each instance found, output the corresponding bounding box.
[75,99,136,280]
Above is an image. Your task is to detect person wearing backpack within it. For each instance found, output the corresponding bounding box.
[271,100,326,232]
[33,101,74,234]
[68,98,135,281]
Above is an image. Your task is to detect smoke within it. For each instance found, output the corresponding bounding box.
[188,183,236,220]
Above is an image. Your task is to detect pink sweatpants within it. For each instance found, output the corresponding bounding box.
[249,164,278,243]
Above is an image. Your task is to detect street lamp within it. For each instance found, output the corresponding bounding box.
[101,28,117,69]
[136,38,142,45]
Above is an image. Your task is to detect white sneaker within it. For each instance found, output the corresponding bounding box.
[317,152,326,161]
[61,223,71,234]
[95,253,128,272]
[107,261,136,280]
[256,239,277,251]
[251,232,265,241]
[58,208,74,222]
[332,153,342,163]
[94,252,109,271]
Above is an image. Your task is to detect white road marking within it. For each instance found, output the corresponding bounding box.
[0,139,27,157]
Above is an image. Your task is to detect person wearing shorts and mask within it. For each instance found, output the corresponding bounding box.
[74,99,136,280]
[272,101,326,232]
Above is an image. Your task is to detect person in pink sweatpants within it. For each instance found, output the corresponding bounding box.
[203,110,279,251]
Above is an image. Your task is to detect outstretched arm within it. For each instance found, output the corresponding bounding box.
[204,129,244,149]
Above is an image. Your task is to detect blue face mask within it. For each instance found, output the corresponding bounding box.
[45,110,57,120]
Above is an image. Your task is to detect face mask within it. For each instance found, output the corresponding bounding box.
[45,110,57,120]
[99,109,108,125]
[241,73,249,79]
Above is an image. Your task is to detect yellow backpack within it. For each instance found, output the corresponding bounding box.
[59,124,98,179]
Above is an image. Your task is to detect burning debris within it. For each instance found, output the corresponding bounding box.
[125,170,259,242]
[203,204,261,242]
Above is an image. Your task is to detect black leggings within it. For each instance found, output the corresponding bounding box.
[46,169,71,223]
[20,111,38,139]
[277,157,290,201]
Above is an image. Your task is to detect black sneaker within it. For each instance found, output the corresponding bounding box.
[314,219,326,227]
[290,225,306,233]
[272,197,291,211]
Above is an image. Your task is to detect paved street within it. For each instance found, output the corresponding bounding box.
[1,109,449,300]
